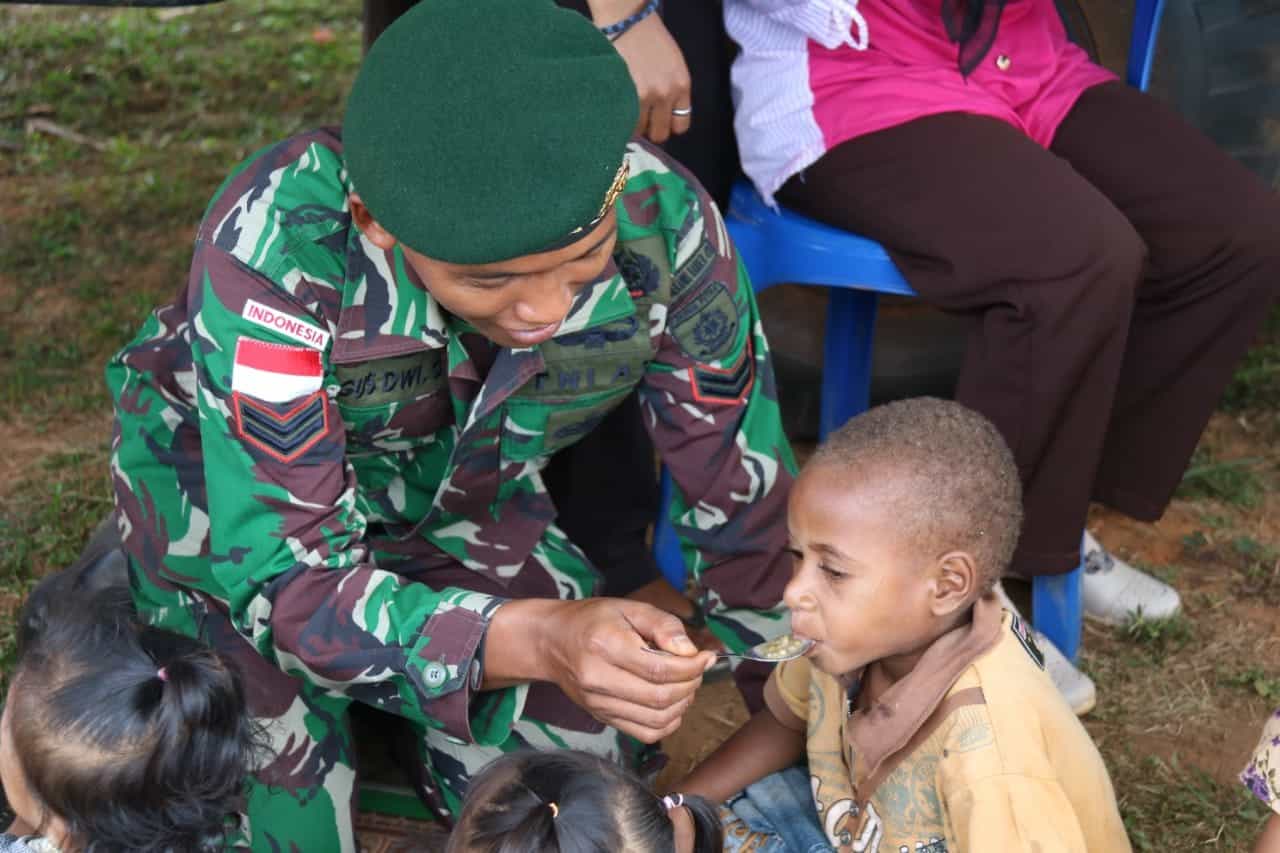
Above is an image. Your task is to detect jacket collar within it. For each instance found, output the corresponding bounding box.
[331,232,448,364]
[845,593,1004,788]
[331,228,634,366]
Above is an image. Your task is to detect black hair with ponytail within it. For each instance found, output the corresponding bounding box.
[6,587,260,852]
[446,750,723,853]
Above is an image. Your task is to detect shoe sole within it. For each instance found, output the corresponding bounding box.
[1083,606,1182,628]
[1070,692,1097,717]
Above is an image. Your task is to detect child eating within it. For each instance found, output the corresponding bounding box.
[0,588,258,852]
[670,397,1130,852]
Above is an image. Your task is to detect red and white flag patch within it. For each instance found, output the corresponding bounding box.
[232,338,324,403]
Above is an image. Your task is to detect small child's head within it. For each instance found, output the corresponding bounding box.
[1,588,258,852]
[446,750,723,853]
[784,397,1022,676]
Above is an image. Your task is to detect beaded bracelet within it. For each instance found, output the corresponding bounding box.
[599,0,660,41]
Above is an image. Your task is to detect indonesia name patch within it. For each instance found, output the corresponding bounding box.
[242,298,330,350]
[232,338,324,403]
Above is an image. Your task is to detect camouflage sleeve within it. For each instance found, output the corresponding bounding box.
[186,242,517,746]
[632,152,798,708]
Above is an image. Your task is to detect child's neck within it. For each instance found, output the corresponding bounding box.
[862,606,975,704]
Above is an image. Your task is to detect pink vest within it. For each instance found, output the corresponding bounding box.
[727,0,1116,204]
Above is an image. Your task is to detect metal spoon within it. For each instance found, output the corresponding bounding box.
[645,634,815,663]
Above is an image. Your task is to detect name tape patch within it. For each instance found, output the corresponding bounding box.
[242,298,331,350]
[232,338,324,403]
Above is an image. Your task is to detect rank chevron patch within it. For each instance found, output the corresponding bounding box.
[233,391,329,463]
[691,346,754,405]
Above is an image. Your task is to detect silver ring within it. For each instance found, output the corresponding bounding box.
[671,106,693,117]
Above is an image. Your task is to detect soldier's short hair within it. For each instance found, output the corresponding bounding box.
[809,397,1022,591]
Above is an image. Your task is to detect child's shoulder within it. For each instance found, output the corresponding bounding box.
[935,611,1084,780]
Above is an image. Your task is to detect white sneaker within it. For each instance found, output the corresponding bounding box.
[1081,530,1182,626]
[1038,629,1097,716]
[994,583,1097,716]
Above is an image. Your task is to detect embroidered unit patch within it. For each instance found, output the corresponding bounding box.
[232,338,324,403]
[669,280,739,362]
[234,392,329,463]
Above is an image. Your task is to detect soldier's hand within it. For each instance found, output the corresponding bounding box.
[610,14,693,144]
[550,598,715,742]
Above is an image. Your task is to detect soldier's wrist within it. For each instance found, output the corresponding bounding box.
[478,598,563,689]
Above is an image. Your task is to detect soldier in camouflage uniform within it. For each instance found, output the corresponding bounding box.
[107,1,796,849]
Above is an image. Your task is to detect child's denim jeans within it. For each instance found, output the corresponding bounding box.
[720,765,835,853]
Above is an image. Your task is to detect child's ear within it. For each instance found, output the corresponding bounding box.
[930,551,977,617]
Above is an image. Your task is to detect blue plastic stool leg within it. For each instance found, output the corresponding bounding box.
[654,467,686,588]
[1032,562,1083,662]
[821,288,879,439]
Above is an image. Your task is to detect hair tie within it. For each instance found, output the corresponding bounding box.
[548,802,559,819]
[661,793,685,811]
[156,666,169,682]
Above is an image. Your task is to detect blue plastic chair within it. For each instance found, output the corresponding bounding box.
[654,0,1166,662]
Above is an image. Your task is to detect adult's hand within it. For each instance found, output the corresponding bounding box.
[589,0,693,144]
[484,597,715,742]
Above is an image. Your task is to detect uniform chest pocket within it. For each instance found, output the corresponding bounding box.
[502,317,652,461]
[502,384,634,462]
[334,350,453,456]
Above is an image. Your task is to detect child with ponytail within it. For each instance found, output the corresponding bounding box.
[447,749,723,853]
[0,587,258,852]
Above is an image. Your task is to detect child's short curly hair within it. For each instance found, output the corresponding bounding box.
[809,397,1022,591]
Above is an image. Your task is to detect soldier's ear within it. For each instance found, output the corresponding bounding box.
[349,193,398,251]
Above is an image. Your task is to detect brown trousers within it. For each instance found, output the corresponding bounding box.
[779,82,1280,576]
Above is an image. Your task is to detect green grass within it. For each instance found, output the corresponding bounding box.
[1222,305,1280,411]
[1175,449,1266,507]
[1118,754,1270,851]
[0,0,362,426]
[1222,666,1280,704]
[1119,612,1196,663]
[0,450,111,688]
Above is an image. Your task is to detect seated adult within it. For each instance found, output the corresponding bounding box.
[725,0,1280,711]
[105,1,795,848]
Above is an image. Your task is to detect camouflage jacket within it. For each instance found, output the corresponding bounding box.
[108,129,795,744]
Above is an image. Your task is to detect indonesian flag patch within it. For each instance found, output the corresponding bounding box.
[231,338,328,463]
[232,338,323,403]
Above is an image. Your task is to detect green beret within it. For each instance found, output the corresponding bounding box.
[342,0,639,265]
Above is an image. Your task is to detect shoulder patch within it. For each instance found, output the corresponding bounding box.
[233,391,328,463]
[669,280,738,362]
[232,338,324,402]
[1009,612,1046,670]
[242,298,330,350]
[692,346,754,405]
[670,240,716,299]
